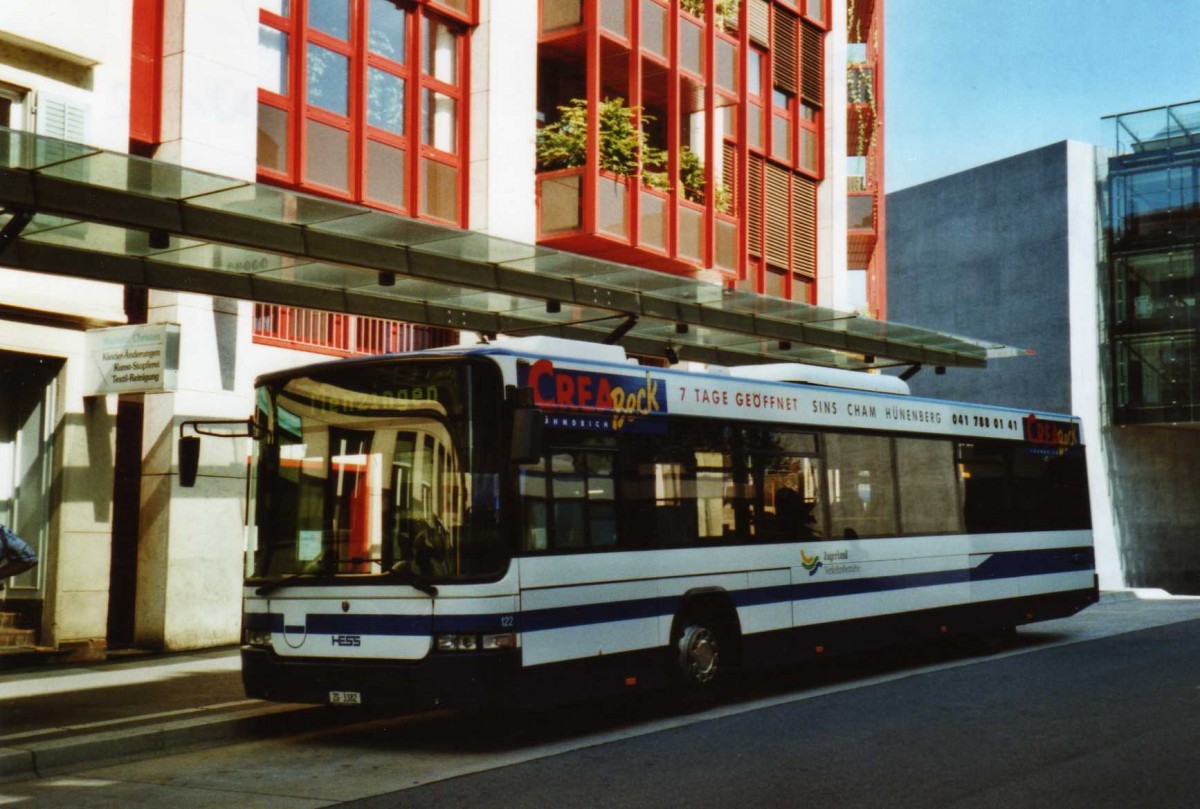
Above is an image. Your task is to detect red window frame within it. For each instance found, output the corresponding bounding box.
[796,101,821,178]
[256,0,472,226]
[746,45,767,155]
[770,87,793,165]
[802,0,828,29]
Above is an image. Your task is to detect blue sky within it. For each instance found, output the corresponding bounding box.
[885,0,1200,191]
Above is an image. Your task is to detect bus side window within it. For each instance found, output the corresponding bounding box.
[1010,449,1091,531]
[520,434,619,552]
[896,437,963,536]
[749,429,825,543]
[824,433,898,539]
[958,441,1009,533]
[694,450,735,541]
[624,430,698,548]
[519,456,549,551]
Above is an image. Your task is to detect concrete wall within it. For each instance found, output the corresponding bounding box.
[887,142,1074,414]
[886,141,1126,589]
[1106,426,1200,593]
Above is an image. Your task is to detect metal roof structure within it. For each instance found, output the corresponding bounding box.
[0,126,1019,370]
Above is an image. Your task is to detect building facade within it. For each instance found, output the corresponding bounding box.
[888,130,1200,595]
[0,0,884,658]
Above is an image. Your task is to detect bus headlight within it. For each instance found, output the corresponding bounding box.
[436,633,516,651]
[436,634,478,651]
[244,628,273,647]
[482,632,517,650]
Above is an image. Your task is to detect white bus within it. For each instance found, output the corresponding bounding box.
[226,337,1096,710]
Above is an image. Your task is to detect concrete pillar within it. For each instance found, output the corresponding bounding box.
[817,0,849,311]
[471,0,538,241]
[134,0,259,650]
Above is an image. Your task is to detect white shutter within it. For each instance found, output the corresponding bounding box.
[35,94,89,143]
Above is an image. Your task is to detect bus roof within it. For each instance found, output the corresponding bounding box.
[254,336,1081,427]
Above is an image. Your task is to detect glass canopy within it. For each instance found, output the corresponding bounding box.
[0,126,1019,369]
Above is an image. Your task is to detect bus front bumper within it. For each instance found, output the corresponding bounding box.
[241,646,521,712]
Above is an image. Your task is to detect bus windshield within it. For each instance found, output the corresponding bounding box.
[250,359,505,583]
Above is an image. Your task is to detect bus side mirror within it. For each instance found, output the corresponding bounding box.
[176,417,262,488]
[510,406,544,465]
[179,435,201,488]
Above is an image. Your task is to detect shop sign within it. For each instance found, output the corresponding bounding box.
[84,324,180,395]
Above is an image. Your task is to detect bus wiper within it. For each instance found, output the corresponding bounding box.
[386,565,439,598]
[254,572,327,596]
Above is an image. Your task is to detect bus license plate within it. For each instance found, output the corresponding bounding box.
[328,690,362,706]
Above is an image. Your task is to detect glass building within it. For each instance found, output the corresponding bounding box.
[1107,100,1200,425]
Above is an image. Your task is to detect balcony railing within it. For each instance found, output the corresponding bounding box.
[252,303,457,357]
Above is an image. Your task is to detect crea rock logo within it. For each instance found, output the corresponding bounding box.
[521,359,667,430]
[800,550,823,576]
[1023,414,1079,455]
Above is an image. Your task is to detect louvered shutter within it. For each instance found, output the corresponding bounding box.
[37,95,88,142]
[791,173,817,277]
[800,21,824,106]
[765,162,790,269]
[772,7,798,94]
[748,0,770,46]
[722,140,737,213]
[748,155,764,256]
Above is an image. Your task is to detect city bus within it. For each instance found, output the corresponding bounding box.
[219,336,1096,711]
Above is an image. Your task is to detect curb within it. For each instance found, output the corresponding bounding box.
[0,702,325,784]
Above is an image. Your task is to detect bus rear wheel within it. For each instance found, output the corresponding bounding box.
[677,623,722,687]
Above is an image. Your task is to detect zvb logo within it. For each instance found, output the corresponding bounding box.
[800,550,823,577]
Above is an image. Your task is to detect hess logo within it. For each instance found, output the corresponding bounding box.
[331,635,362,647]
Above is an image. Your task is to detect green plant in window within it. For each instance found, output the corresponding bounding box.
[714,181,732,214]
[678,146,733,212]
[536,97,669,190]
[680,0,740,29]
[679,144,706,204]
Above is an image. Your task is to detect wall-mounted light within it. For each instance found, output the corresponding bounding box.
[778,340,792,351]
[378,271,396,287]
[675,323,689,335]
[935,366,947,375]
[546,299,561,314]
[664,346,680,365]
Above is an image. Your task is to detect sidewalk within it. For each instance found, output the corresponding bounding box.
[1,590,1199,785]
[0,647,324,783]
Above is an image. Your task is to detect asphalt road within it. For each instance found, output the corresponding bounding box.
[338,617,1200,809]
[3,596,1200,808]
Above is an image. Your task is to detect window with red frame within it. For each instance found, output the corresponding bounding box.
[746,46,766,153]
[256,0,471,226]
[798,101,819,175]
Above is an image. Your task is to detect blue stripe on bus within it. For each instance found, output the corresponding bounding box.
[249,547,1093,638]
[520,595,666,633]
[432,614,514,633]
